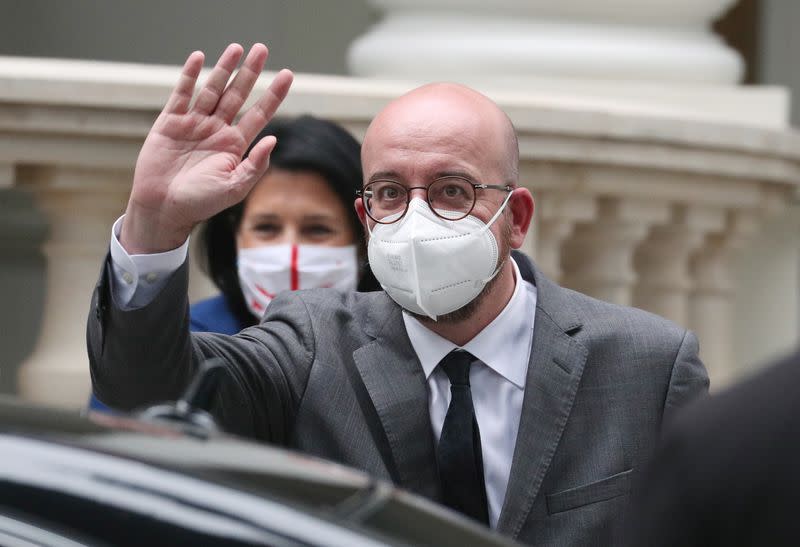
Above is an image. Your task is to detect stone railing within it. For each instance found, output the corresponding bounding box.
[1,55,798,407]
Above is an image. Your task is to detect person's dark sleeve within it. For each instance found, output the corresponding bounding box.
[627,414,706,547]
[87,254,313,444]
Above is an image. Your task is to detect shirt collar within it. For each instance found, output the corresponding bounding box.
[403,259,536,388]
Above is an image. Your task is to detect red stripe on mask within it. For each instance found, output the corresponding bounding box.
[255,284,276,299]
[290,244,299,291]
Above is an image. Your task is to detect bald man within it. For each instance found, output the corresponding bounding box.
[88,44,708,545]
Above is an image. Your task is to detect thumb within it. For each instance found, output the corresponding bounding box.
[228,135,277,198]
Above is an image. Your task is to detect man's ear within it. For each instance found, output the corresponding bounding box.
[354,197,368,227]
[508,187,534,249]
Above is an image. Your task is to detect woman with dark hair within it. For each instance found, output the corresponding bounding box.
[189,115,379,334]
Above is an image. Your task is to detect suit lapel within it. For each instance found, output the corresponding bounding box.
[352,294,442,501]
[497,257,588,537]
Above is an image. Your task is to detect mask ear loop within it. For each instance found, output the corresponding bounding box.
[473,188,515,287]
[477,188,515,234]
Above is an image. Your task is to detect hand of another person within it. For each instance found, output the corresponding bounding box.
[121,43,294,254]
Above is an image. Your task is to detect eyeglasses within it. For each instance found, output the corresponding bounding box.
[357,177,513,224]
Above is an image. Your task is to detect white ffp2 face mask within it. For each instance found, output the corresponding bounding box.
[367,194,512,320]
[237,244,359,318]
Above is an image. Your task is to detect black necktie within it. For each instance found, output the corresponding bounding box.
[436,350,489,525]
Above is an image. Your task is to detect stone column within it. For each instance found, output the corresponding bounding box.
[690,211,759,388]
[0,165,48,395]
[349,0,742,84]
[561,197,669,306]
[633,206,725,327]
[533,192,596,283]
[17,167,130,407]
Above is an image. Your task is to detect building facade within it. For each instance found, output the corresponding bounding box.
[0,0,798,405]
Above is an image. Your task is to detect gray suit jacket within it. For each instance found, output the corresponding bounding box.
[88,252,708,546]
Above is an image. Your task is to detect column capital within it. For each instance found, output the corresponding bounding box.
[535,192,596,223]
[366,0,737,24]
[529,192,596,281]
[349,0,742,84]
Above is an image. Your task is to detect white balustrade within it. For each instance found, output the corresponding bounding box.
[0,51,797,404]
[633,206,724,327]
[561,198,671,307]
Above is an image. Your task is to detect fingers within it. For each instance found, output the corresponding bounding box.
[236,68,294,145]
[163,51,205,114]
[164,43,292,141]
[192,43,245,115]
[213,43,269,124]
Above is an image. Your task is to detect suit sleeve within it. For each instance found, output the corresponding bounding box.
[87,253,314,444]
[661,329,709,425]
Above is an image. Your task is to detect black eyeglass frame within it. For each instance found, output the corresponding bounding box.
[356,177,514,224]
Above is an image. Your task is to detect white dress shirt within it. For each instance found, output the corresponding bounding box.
[403,259,536,528]
[108,215,538,527]
[109,216,189,308]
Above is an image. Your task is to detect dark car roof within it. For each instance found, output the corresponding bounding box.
[0,396,521,547]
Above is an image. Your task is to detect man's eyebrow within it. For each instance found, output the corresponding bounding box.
[366,170,478,184]
[367,171,401,183]
[435,170,476,181]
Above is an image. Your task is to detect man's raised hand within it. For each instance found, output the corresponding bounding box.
[121,43,293,254]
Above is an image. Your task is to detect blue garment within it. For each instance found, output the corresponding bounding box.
[88,294,247,411]
[189,294,247,335]
[88,393,114,413]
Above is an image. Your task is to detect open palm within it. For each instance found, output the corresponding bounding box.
[122,43,293,254]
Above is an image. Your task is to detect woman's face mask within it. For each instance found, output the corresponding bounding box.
[237,244,359,318]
